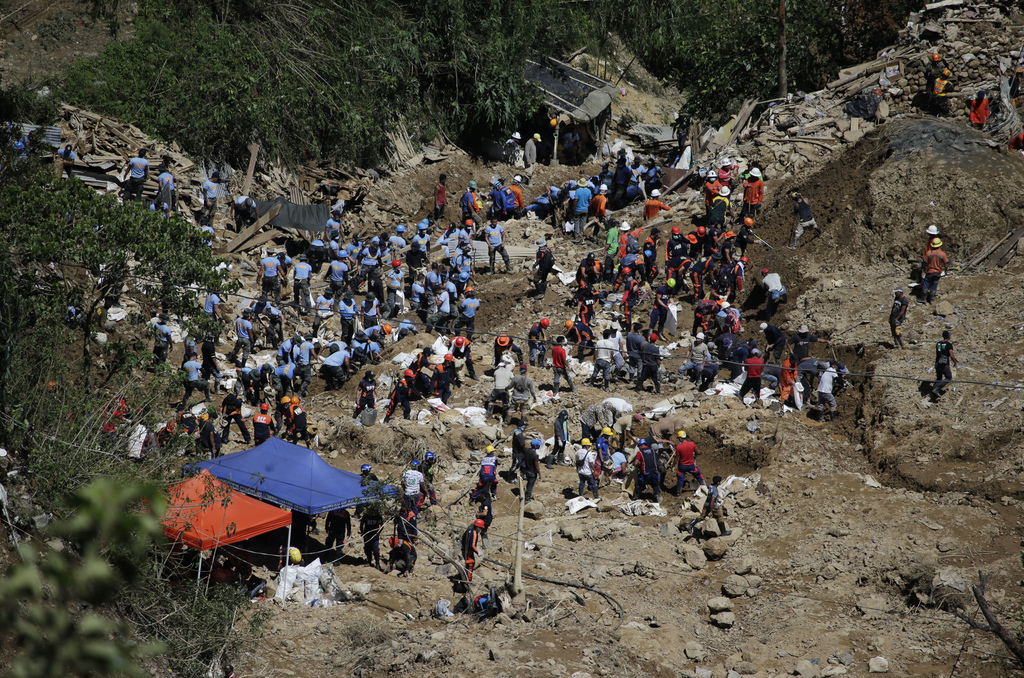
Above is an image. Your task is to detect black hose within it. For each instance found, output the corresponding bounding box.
[482,556,626,631]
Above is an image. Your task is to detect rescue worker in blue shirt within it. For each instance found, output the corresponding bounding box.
[325,212,342,241]
[273,362,296,399]
[198,218,215,248]
[453,271,470,299]
[427,288,453,333]
[629,432,664,503]
[227,309,256,366]
[201,171,221,218]
[397,318,419,340]
[325,257,349,298]
[258,252,283,305]
[277,335,295,367]
[156,166,176,210]
[327,292,351,343]
[360,243,384,301]
[360,292,380,328]
[610,156,631,208]
[293,254,313,315]
[308,238,329,273]
[181,336,198,369]
[412,228,432,262]
[409,275,427,319]
[125,149,149,202]
[566,319,594,360]
[320,343,351,390]
[182,358,211,404]
[454,286,480,339]
[385,260,404,319]
[363,324,392,344]
[483,217,510,273]
[293,336,318,397]
[650,283,671,336]
[152,313,173,367]
[234,365,259,405]
[204,292,223,336]
[256,295,283,349]
[389,225,408,250]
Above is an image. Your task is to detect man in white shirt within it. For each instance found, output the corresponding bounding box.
[816,361,839,422]
[588,328,618,390]
[575,439,599,499]
[401,460,425,510]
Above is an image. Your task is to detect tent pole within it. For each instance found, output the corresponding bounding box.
[286,524,292,559]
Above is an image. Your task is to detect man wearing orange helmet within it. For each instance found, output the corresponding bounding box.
[528,318,550,367]
[736,216,757,258]
[931,67,954,116]
[384,368,421,422]
[566,318,594,360]
[451,335,477,381]
[432,361,453,404]
[493,334,524,367]
[287,395,310,447]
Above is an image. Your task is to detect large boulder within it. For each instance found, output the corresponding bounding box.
[703,538,729,561]
[523,500,545,520]
[723,574,749,598]
[707,596,733,613]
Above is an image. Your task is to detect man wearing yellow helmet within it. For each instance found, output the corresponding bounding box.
[672,430,704,497]
[920,238,948,304]
[575,438,599,499]
[472,446,499,500]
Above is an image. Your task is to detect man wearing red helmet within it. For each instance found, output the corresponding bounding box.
[529,318,550,367]
[451,335,478,381]
[384,368,421,422]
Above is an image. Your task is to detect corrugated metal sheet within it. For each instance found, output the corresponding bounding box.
[17,123,62,147]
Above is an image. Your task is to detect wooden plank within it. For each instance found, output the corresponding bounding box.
[224,203,281,253]
[924,0,962,10]
[768,136,838,149]
[242,143,259,196]
[724,99,758,148]
[236,228,287,252]
[984,230,1019,269]
[998,236,1024,267]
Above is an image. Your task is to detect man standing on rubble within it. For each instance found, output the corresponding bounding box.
[789,193,819,249]
[931,329,958,400]
[889,288,908,348]
[920,237,948,304]
[125,149,150,203]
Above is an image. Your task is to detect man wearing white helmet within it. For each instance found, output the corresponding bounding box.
[508,175,525,218]
[741,166,765,221]
[710,185,731,226]
[643,188,672,221]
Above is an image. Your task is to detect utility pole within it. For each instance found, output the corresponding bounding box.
[778,0,788,99]
[512,476,525,595]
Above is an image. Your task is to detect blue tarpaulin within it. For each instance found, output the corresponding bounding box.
[195,437,391,513]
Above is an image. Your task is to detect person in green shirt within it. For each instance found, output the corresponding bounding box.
[603,223,620,284]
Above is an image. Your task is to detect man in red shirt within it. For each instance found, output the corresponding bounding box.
[434,173,447,220]
[672,430,705,497]
[551,336,575,396]
[738,348,765,401]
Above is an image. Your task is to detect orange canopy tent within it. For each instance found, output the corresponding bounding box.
[162,470,292,550]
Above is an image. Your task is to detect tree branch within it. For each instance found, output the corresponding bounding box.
[954,571,1024,668]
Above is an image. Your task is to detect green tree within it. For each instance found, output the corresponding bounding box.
[0,480,166,678]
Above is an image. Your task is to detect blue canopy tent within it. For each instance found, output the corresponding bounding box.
[195,437,392,514]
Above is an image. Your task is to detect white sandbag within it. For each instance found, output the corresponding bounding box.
[127,424,147,459]
[275,558,324,605]
[565,496,598,514]
[793,381,804,410]
[426,397,449,412]
[392,289,406,315]
[430,336,450,356]
[454,406,488,427]
[106,306,128,322]
[568,357,593,378]
[557,270,577,286]
[391,352,416,368]
[665,303,678,335]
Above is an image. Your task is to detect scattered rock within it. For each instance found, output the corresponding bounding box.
[683,546,707,570]
[868,657,889,673]
[707,596,733,613]
[524,500,545,520]
[660,521,679,536]
[857,596,887,620]
[863,475,882,488]
[694,669,714,678]
[595,498,615,513]
[734,488,759,508]
[794,659,820,677]
[703,538,729,561]
[485,641,502,661]
[560,523,586,541]
[684,641,706,661]
[933,300,954,317]
[588,524,612,540]
[734,662,759,675]
[710,611,735,628]
[931,568,968,608]
[734,557,754,576]
[723,574,749,597]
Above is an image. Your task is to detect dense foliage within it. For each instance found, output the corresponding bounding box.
[1,0,915,165]
[0,140,254,677]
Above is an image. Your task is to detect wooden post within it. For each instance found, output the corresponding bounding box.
[512,476,525,595]
[242,143,259,196]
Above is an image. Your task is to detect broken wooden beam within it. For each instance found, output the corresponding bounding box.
[224,203,282,253]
